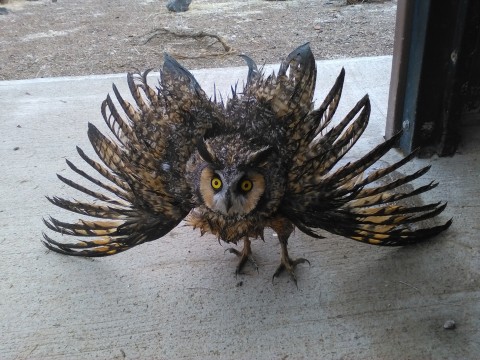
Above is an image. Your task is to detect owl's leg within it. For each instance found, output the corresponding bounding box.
[270,218,310,287]
[225,237,258,275]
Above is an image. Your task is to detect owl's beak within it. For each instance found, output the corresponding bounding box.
[225,191,233,213]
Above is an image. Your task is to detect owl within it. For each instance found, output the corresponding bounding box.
[43,44,452,285]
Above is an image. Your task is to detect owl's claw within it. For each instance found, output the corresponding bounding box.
[225,238,258,275]
[227,248,258,275]
[272,257,310,287]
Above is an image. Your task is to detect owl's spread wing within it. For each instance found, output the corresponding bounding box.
[278,57,452,244]
[43,55,215,256]
[236,43,450,245]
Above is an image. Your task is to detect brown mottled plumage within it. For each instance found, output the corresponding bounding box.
[43,44,451,285]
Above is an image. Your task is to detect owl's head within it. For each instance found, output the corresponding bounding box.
[189,136,285,218]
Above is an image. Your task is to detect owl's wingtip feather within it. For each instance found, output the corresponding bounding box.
[239,53,260,85]
[289,42,312,56]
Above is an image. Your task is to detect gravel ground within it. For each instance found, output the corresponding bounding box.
[0,0,396,80]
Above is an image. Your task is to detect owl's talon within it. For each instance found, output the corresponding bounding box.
[272,257,310,287]
[235,253,258,275]
[225,247,241,256]
[225,238,258,275]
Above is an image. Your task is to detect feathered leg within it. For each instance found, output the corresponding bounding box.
[226,237,258,275]
[270,217,310,287]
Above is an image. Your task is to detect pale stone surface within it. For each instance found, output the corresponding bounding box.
[0,56,478,359]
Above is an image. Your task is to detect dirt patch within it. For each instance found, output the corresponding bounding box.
[0,0,396,80]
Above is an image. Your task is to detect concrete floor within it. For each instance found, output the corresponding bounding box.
[1,56,479,359]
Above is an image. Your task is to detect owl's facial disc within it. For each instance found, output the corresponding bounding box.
[211,174,253,216]
[200,168,265,216]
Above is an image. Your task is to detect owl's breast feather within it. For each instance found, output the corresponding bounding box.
[185,207,266,244]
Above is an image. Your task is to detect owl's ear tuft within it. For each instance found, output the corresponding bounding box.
[247,146,273,167]
[197,138,219,165]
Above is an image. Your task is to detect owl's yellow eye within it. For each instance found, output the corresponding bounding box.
[211,177,222,190]
[240,179,253,192]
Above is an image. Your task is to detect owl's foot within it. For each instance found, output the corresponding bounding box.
[268,217,310,286]
[225,238,258,275]
[272,245,310,287]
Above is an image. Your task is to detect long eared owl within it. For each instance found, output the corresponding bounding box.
[43,44,452,285]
